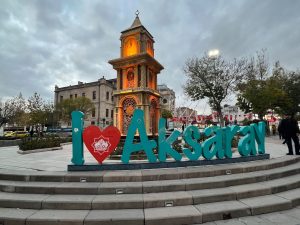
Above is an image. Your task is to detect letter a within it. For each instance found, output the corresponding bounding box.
[121,109,157,164]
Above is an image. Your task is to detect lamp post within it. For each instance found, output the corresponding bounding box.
[208,49,220,58]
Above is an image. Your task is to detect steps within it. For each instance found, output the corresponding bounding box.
[0,156,299,224]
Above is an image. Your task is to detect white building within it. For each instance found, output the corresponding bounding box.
[157,84,175,114]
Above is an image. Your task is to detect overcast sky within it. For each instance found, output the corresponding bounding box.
[1,0,300,114]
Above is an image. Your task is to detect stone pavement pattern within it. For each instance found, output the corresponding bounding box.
[201,206,300,225]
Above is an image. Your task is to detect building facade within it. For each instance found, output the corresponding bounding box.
[157,84,175,114]
[54,77,116,127]
[175,107,197,120]
[109,14,164,136]
[212,105,251,124]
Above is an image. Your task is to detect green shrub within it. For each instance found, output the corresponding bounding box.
[19,137,61,151]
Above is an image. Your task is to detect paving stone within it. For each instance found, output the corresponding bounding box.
[264,174,300,193]
[178,166,215,179]
[214,219,247,225]
[103,170,142,182]
[229,183,271,199]
[263,163,300,180]
[196,200,251,222]
[236,216,274,225]
[0,192,48,209]
[223,173,267,186]
[26,209,89,225]
[64,172,105,182]
[143,191,193,208]
[142,168,182,181]
[84,209,144,225]
[42,194,95,209]
[276,188,300,207]
[55,182,100,194]
[144,205,202,225]
[143,179,185,193]
[197,222,217,225]
[98,181,143,194]
[201,208,300,225]
[13,182,59,194]
[188,187,236,204]
[258,211,300,225]
[240,195,292,215]
[0,170,32,181]
[0,208,37,225]
[29,171,67,182]
[92,194,143,209]
[184,176,226,190]
[281,207,300,220]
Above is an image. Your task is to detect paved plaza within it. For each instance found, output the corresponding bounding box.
[201,207,300,225]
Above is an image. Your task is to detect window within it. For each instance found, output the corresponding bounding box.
[111,110,113,118]
[106,109,109,117]
[75,94,77,98]
[92,91,96,100]
[70,94,73,99]
[82,93,85,97]
[127,71,134,88]
[120,69,123,89]
[106,91,109,100]
[111,95,114,102]
[138,65,141,87]
[92,108,95,117]
[60,96,63,102]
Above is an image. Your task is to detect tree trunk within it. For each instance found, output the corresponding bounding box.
[217,110,225,127]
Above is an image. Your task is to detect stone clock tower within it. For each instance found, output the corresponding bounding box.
[109,13,164,136]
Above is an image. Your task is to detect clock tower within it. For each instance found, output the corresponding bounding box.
[109,12,164,136]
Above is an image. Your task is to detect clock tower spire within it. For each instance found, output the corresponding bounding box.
[109,13,164,136]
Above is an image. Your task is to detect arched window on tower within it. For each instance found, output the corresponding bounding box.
[122,98,137,134]
[127,70,134,88]
[146,40,154,57]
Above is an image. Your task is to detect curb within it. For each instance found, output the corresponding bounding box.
[17,146,63,154]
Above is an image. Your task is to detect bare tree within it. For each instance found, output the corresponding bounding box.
[184,54,247,126]
[0,93,27,127]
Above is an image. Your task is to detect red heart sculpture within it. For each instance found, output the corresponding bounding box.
[83,126,121,164]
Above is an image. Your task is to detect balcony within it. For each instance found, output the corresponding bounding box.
[113,87,160,97]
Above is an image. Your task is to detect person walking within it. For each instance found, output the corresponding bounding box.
[279,114,300,155]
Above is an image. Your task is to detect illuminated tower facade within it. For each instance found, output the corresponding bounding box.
[109,13,164,136]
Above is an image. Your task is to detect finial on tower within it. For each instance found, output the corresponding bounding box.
[129,10,142,28]
[135,10,140,17]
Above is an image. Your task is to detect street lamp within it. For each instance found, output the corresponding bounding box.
[208,49,220,58]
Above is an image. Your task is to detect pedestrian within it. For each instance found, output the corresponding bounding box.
[279,114,300,155]
[29,129,34,138]
[278,116,288,144]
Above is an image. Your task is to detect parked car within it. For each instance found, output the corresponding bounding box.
[15,131,30,138]
[4,131,15,137]
[4,131,29,138]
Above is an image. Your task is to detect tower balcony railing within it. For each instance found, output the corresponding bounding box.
[113,87,160,96]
